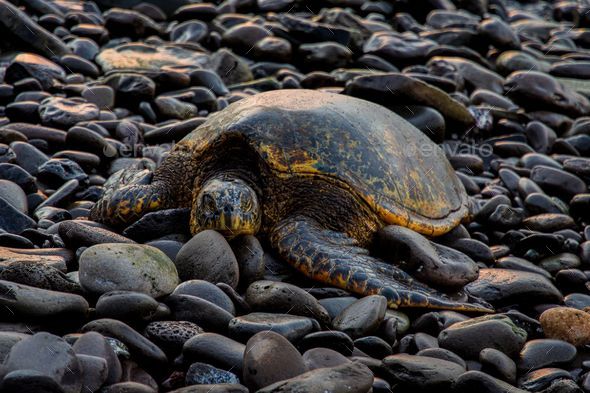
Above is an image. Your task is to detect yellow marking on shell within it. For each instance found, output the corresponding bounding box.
[261,138,467,237]
[332,272,350,290]
[134,196,146,214]
[260,144,323,174]
[148,199,160,210]
[117,199,131,217]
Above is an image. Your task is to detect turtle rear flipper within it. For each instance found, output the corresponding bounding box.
[89,169,164,228]
[270,216,493,313]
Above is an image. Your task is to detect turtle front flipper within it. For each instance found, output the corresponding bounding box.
[270,216,493,313]
[89,169,166,228]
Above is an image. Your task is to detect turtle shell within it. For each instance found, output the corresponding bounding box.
[177,89,468,236]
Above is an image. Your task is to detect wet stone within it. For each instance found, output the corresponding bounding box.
[0,369,67,393]
[0,261,80,293]
[5,53,65,91]
[302,347,350,371]
[298,330,354,356]
[76,354,108,392]
[36,159,87,188]
[175,230,239,288]
[170,20,208,44]
[122,208,190,242]
[10,141,48,175]
[480,347,517,383]
[522,214,576,232]
[0,0,69,58]
[540,307,590,346]
[96,43,209,72]
[81,318,168,370]
[363,31,436,65]
[222,22,272,55]
[186,362,239,386]
[243,331,306,390]
[332,295,387,339]
[495,256,552,279]
[0,332,82,393]
[416,347,467,369]
[0,196,34,234]
[182,333,245,375]
[103,73,156,106]
[376,225,478,288]
[72,331,122,385]
[78,243,179,298]
[34,179,80,211]
[505,71,590,117]
[231,235,265,287]
[438,315,527,359]
[538,253,581,274]
[383,353,465,391]
[564,293,590,309]
[173,279,235,315]
[487,204,524,228]
[518,368,574,392]
[229,312,318,342]
[144,321,203,355]
[103,8,162,39]
[466,269,563,306]
[165,294,234,333]
[95,291,161,323]
[518,339,577,372]
[257,361,373,393]
[38,97,100,129]
[531,165,587,198]
[246,280,329,324]
[82,85,115,110]
[354,336,393,359]
[454,371,527,393]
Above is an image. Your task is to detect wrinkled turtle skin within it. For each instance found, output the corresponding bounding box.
[91,89,491,312]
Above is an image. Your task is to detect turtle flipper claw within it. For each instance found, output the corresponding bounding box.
[89,169,164,228]
[379,287,493,313]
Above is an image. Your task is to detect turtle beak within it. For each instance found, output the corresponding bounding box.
[218,209,255,238]
[220,210,239,232]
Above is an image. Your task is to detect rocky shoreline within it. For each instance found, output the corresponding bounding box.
[1,0,590,392]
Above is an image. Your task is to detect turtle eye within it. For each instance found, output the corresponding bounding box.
[241,198,252,211]
[202,194,216,212]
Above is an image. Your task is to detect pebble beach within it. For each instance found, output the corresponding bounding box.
[1,0,590,392]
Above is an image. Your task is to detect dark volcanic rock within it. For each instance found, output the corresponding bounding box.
[257,361,373,393]
[382,353,465,390]
[0,1,70,60]
[466,269,563,306]
[438,315,527,359]
[243,331,306,390]
[0,332,81,393]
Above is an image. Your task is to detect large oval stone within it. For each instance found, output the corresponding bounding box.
[0,332,81,393]
[438,315,527,359]
[79,243,179,298]
[175,230,239,288]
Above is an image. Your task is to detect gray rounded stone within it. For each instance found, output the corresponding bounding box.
[257,361,373,393]
[175,230,239,288]
[0,280,88,320]
[332,295,387,338]
[0,332,82,393]
[243,331,306,390]
[246,280,330,324]
[438,315,527,359]
[79,243,179,298]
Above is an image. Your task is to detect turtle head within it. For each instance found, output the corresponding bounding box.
[191,177,261,237]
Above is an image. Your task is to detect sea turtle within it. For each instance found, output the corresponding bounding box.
[90,89,491,312]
